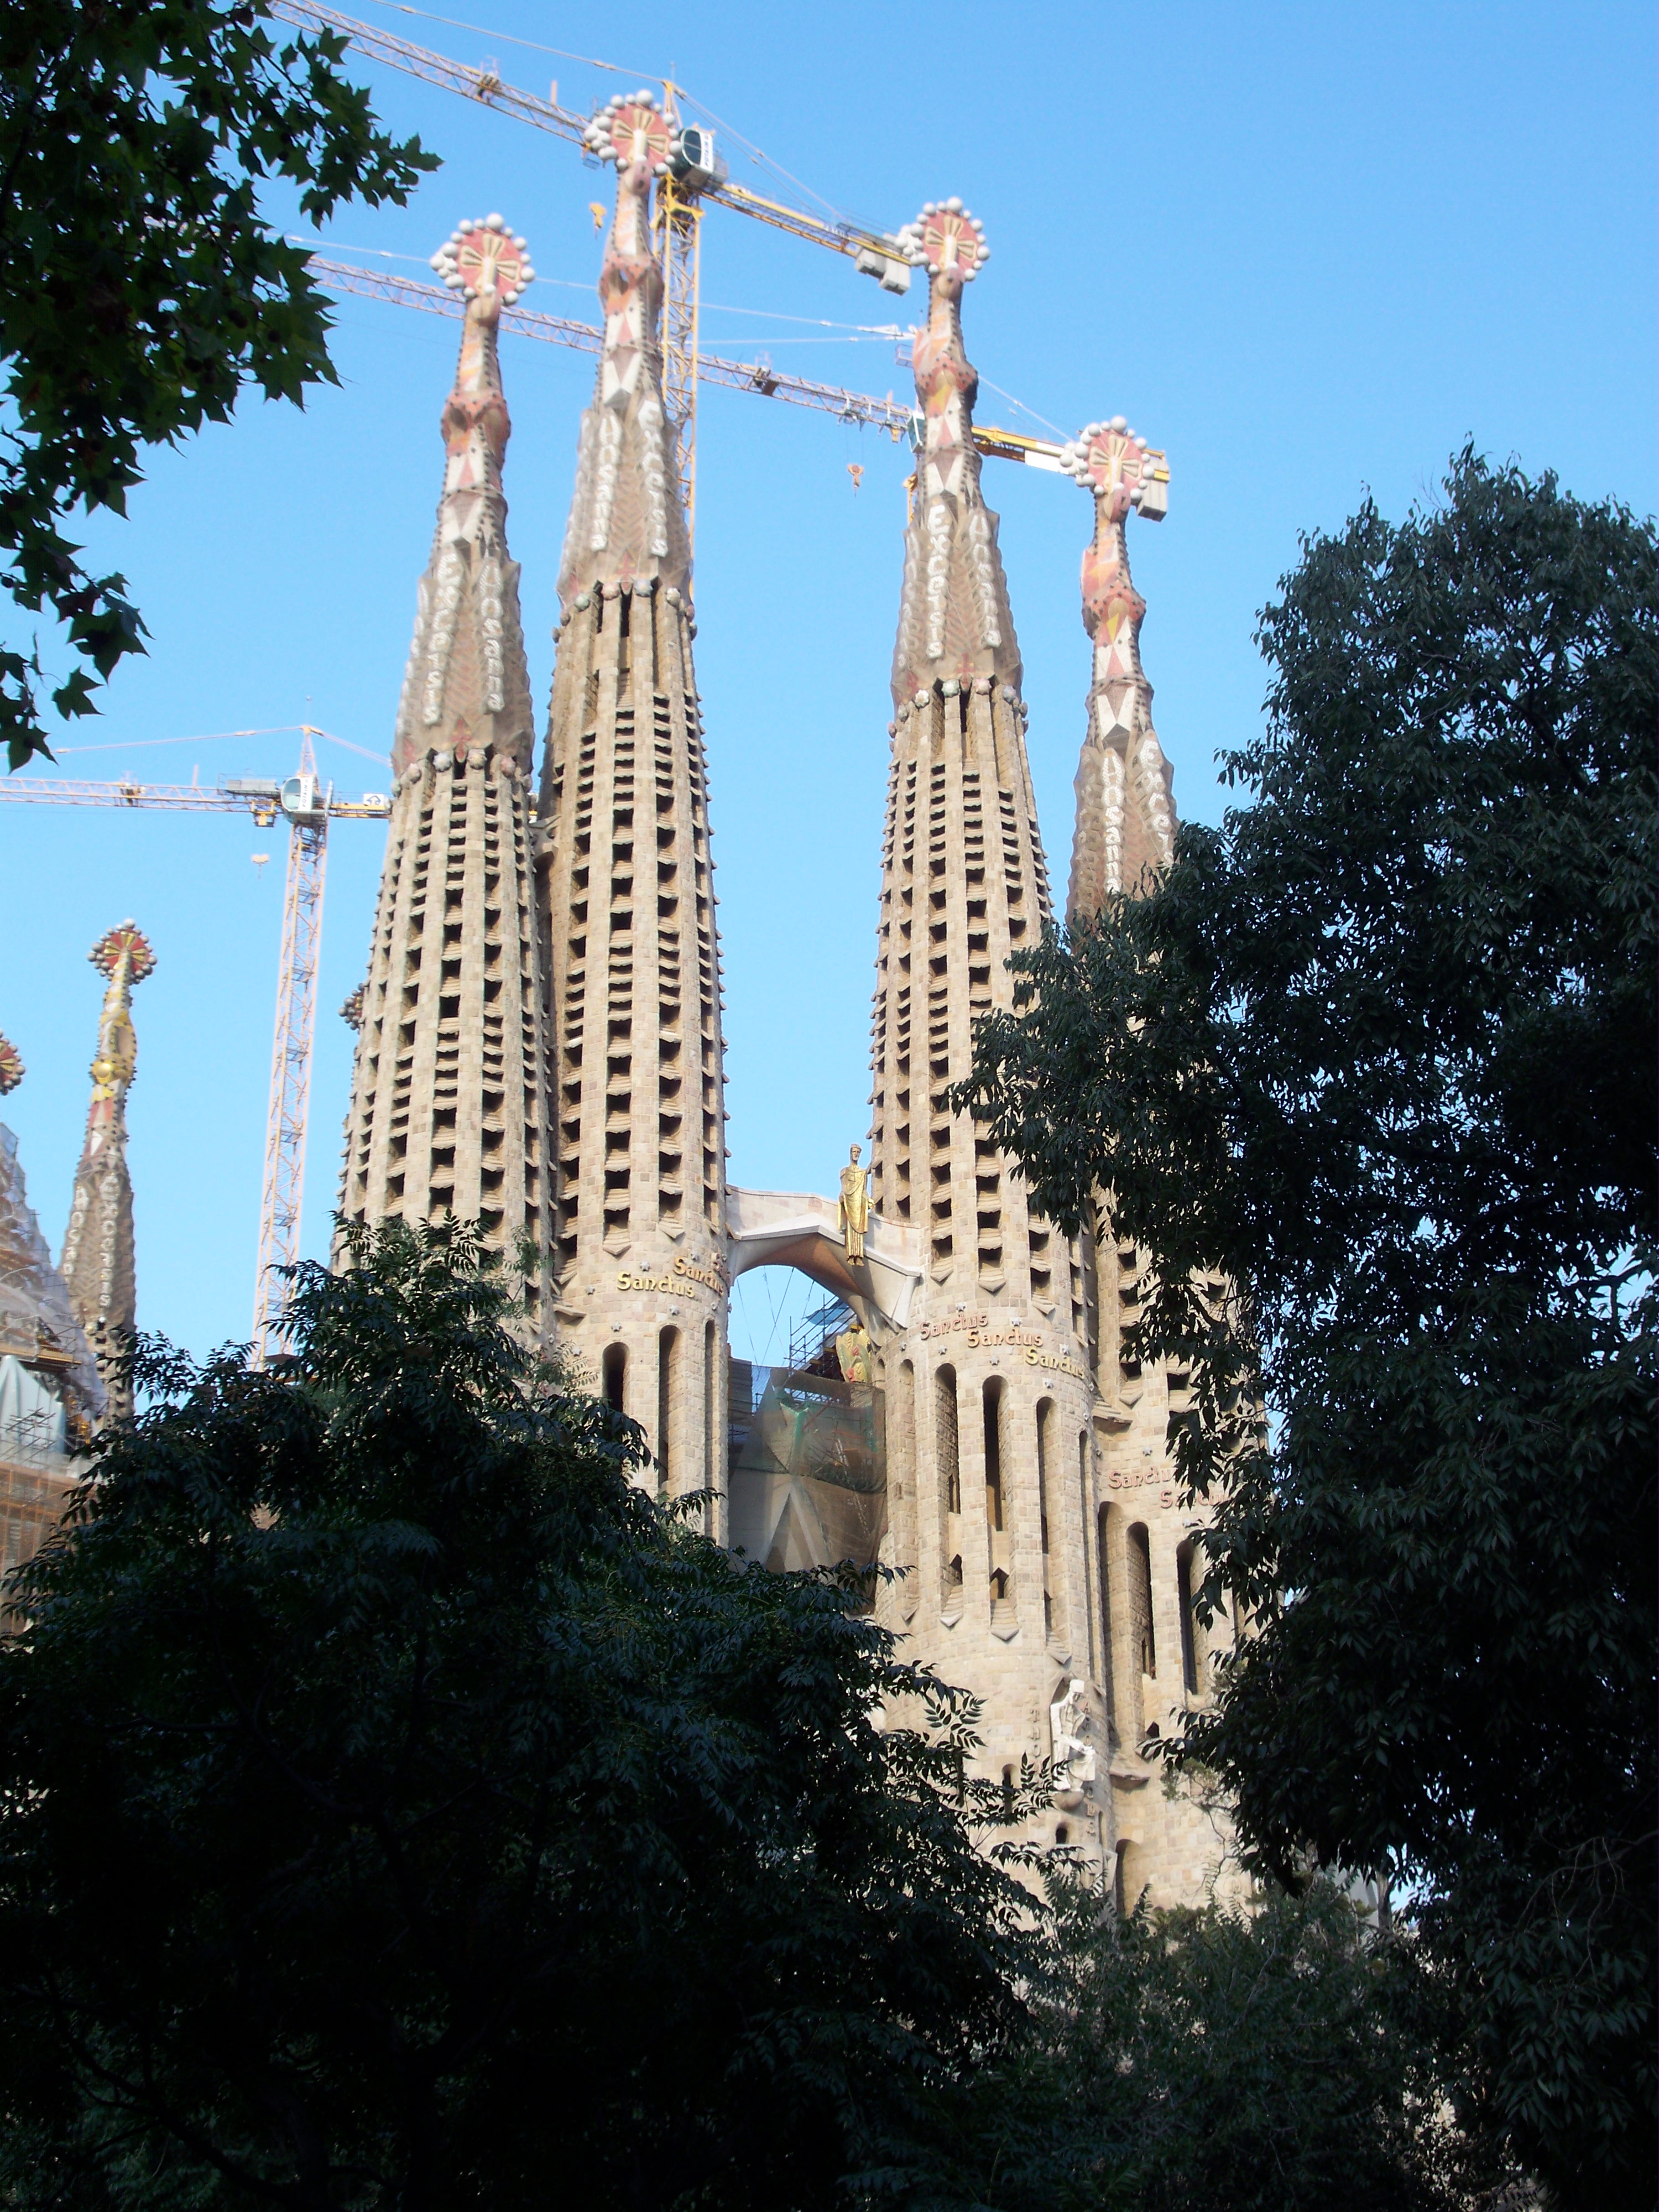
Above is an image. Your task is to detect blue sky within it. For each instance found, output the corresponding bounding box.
[3,0,1653,1367]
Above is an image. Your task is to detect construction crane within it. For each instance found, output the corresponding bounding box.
[306,251,1071,473]
[273,1,1020,528]
[0,731,391,1362]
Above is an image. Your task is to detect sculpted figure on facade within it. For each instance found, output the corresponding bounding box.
[838,1143,869,1262]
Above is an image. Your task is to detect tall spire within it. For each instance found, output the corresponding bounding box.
[60,922,154,1418]
[888,199,1020,702]
[539,99,728,1512]
[338,218,554,1329]
[559,93,691,599]
[1060,420,1175,915]
[864,208,1116,1886]
[390,215,538,778]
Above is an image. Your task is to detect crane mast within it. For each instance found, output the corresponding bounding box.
[0,737,390,1360]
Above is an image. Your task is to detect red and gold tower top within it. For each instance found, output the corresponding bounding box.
[430,217,535,306]
[0,1031,22,1098]
[87,922,155,1102]
[90,921,156,985]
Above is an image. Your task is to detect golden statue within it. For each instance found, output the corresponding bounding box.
[838,1141,869,1262]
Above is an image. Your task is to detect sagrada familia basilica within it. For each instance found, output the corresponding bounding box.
[1,103,1238,1911]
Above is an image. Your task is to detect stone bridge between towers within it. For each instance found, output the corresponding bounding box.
[724,1187,922,1340]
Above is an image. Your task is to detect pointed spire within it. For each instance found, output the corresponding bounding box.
[60,921,153,1418]
[559,94,691,601]
[338,218,555,1326]
[1060,420,1175,915]
[389,215,538,779]
[887,199,1020,703]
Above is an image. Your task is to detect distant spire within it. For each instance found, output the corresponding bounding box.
[60,921,154,1419]
[558,93,691,601]
[0,1031,21,1097]
[887,199,1020,703]
[389,215,539,779]
[1060,420,1175,915]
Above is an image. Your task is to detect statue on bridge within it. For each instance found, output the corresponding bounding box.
[838,1142,869,1263]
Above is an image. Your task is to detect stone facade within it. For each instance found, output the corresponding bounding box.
[337,217,554,1326]
[0,1112,101,1600]
[538,97,729,1512]
[325,169,1236,1914]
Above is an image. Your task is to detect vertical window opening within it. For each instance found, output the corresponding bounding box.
[602,1342,626,1415]
[1129,1522,1156,1679]
[1176,1538,1199,1696]
[936,1365,959,1515]
[982,1377,1004,1529]
[657,1325,678,1498]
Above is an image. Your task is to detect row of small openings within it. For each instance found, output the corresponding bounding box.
[1099,1510,1209,1746]
[935,1369,1018,1611]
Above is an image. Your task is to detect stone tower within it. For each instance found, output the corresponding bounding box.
[865,203,1114,1875]
[60,921,154,1420]
[1057,424,1241,1913]
[336,216,554,1327]
[539,95,729,1509]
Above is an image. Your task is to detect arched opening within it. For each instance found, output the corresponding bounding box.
[983,1376,1004,1531]
[983,1376,1011,1616]
[656,1324,679,1499]
[726,1264,885,1578]
[602,1340,626,1415]
[936,1365,960,1514]
[702,1319,716,1532]
[1097,1503,1119,1742]
[1176,1537,1201,1697]
[1128,1522,1156,1680]
[1035,1397,1058,1644]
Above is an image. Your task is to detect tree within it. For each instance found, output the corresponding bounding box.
[959,453,1657,2206]
[1,1,435,770]
[0,1224,1041,2209]
[893,1880,1510,2212]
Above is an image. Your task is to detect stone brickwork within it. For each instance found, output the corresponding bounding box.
[539,98,728,1513]
[337,218,554,1326]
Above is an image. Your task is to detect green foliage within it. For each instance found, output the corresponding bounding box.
[888,1881,1509,2212]
[0,1224,1040,2209]
[0,1,435,769]
[959,453,1657,2205]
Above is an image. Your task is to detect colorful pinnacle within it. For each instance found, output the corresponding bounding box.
[89,922,156,989]
[0,1032,22,1097]
[1059,418,1169,519]
[581,91,674,174]
[893,197,991,283]
[429,215,535,305]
